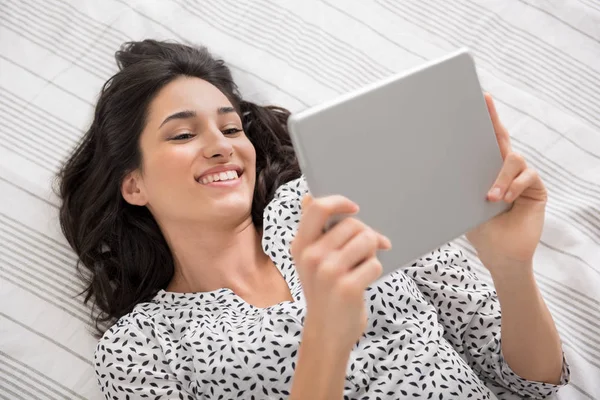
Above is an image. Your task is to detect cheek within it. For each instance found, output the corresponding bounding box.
[242,139,257,167]
[143,146,195,193]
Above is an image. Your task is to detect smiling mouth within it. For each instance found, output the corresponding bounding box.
[196,170,243,185]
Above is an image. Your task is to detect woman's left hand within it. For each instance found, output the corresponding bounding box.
[466,94,548,275]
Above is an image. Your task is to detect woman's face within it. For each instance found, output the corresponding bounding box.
[122,76,256,228]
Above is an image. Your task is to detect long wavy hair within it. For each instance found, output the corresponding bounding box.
[58,40,301,336]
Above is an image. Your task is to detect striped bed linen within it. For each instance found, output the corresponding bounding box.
[0,0,598,398]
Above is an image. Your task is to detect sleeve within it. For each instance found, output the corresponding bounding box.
[94,320,195,400]
[400,242,570,399]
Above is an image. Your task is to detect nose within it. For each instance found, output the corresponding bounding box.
[202,125,233,159]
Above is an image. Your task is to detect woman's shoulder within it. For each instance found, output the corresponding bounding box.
[95,290,227,352]
[272,174,309,202]
[262,175,307,225]
[95,301,164,356]
[265,174,308,213]
[93,301,187,395]
[260,175,308,257]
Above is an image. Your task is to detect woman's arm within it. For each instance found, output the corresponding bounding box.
[401,243,569,399]
[290,321,352,400]
[491,264,563,384]
[289,194,391,400]
[462,93,568,388]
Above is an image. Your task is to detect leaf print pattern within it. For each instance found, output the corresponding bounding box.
[95,176,570,399]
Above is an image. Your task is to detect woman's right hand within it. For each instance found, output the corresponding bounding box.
[291,194,391,351]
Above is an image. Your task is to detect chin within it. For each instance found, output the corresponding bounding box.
[210,198,253,222]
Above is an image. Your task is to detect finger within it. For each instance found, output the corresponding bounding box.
[295,195,359,250]
[484,93,512,160]
[298,218,366,275]
[335,228,381,271]
[504,168,544,202]
[322,217,391,251]
[323,218,379,250]
[318,228,380,281]
[488,152,527,201]
[344,256,383,290]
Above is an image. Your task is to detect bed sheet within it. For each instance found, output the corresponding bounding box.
[0,0,598,398]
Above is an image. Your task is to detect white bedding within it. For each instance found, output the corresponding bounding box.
[0,0,598,398]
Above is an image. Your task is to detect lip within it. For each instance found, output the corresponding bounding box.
[196,164,244,182]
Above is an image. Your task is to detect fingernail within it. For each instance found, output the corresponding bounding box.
[488,187,501,199]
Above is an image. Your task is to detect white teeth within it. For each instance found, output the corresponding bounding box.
[199,170,240,184]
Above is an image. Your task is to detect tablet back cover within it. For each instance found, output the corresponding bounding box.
[288,48,509,275]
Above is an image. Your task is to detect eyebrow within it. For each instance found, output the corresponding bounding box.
[159,106,237,128]
[217,106,236,115]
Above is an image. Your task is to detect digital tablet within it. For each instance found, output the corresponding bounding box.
[287,48,510,276]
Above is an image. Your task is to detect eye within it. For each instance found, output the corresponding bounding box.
[222,128,242,136]
[170,133,195,141]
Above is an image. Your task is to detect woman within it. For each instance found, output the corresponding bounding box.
[59,40,569,399]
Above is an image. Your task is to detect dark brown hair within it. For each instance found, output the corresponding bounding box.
[58,40,301,336]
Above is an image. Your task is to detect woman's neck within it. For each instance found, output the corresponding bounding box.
[162,216,278,295]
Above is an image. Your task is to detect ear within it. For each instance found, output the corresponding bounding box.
[121,170,148,206]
